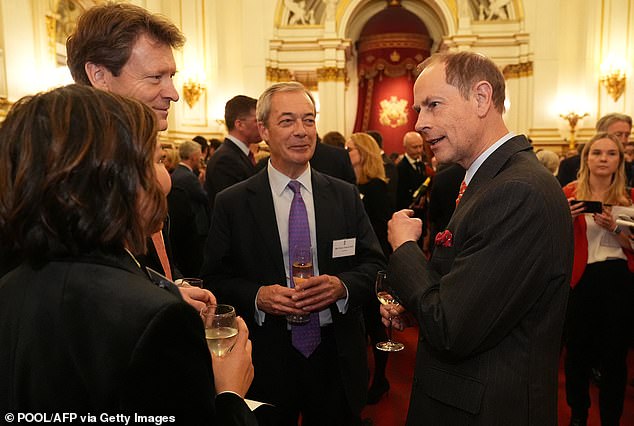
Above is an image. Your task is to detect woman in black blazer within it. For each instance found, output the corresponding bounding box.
[0,85,256,425]
[346,132,392,404]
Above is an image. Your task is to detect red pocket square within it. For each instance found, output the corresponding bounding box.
[434,230,453,247]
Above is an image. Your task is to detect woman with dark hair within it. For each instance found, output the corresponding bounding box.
[563,132,634,426]
[0,85,256,425]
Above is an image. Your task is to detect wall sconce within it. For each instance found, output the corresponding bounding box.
[560,112,589,150]
[182,78,205,108]
[600,62,626,102]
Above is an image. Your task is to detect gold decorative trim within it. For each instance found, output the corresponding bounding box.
[317,67,346,82]
[502,61,533,79]
[358,33,432,53]
[0,97,13,120]
[266,66,293,82]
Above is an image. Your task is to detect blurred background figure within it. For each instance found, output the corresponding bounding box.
[366,130,398,211]
[162,145,180,173]
[169,140,210,276]
[0,84,256,424]
[209,138,223,158]
[322,130,346,148]
[205,95,259,211]
[558,113,632,187]
[536,149,560,175]
[563,132,634,426]
[310,133,357,184]
[346,132,392,405]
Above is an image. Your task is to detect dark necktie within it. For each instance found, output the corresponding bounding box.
[288,180,321,357]
[455,180,468,206]
[248,151,256,167]
[414,160,424,175]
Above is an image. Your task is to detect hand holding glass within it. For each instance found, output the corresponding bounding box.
[287,247,312,324]
[201,304,238,357]
[375,270,405,352]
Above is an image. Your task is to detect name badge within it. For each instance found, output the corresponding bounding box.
[332,238,356,258]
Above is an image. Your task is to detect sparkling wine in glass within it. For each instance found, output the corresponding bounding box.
[375,270,405,352]
[287,246,313,324]
[201,304,238,356]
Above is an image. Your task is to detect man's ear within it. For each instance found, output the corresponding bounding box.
[84,62,111,91]
[257,120,268,142]
[473,80,493,117]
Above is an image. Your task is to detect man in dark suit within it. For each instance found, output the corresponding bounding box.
[382,52,573,425]
[310,136,357,184]
[396,131,427,210]
[169,140,210,276]
[205,95,259,210]
[202,82,385,425]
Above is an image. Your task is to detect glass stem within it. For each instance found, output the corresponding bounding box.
[388,317,394,342]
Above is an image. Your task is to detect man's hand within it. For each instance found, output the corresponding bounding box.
[379,303,410,331]
[388,209,423,251]
[178,286,216,312]
[292,274,346,312]
[256,284,307,317]
[212,316,254,397]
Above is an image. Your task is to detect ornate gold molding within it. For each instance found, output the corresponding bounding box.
[317,67,346,82]
[266,66,293,82]
[502,61,533,79]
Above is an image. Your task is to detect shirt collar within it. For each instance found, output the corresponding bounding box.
[267,162,313,196]
[226,134,250,156]
[404,153,421,166]
[464,132,515,185]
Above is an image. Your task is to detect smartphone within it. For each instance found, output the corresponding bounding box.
[571,200,603,214]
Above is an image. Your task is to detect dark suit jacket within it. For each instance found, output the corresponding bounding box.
[310,142,356,184]
[359,178,392,257]
[382,153,399,210]
[0,252,256,425]
[388,136,573,425]
[428,163,465,252]
[205,138,255,210]
[170,164,210,276]
[201,167,385,415]
[557,154,580,187]
[396,157,426,210]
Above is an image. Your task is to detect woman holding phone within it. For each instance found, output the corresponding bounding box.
[563,132,634,426]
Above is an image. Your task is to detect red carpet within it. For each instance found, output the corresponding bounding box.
[362,326,634,425]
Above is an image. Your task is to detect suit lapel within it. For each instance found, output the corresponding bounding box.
[246,170,286,279]
[225,138,254,171]
[459,135,531,207]
[312,171,338,273]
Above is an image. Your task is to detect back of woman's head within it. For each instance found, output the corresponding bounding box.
[0,84,166,262]
[350,132,386,184]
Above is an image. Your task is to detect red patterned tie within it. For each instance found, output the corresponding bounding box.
[288,180,321,357]
[455,180,468,206]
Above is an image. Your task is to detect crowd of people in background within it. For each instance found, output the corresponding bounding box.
[1,3,634,426]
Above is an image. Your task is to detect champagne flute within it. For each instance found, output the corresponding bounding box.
[201,304,238,356]
[375,270,405,352]
[287,246,312,324]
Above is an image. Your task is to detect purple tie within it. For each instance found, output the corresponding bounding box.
[288,180,321,357]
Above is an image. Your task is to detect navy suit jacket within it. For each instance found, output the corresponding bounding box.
[201,167,385,415]
[205,139,255,210]
[389,136,573,425]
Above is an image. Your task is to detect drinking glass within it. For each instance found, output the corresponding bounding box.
[201,304,238,357]
[287,246,312,324]
[375,270,405,352]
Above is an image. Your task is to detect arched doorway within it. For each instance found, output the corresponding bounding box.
[351,1,432,155]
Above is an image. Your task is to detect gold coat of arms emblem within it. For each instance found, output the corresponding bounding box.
[379,96,408,128]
